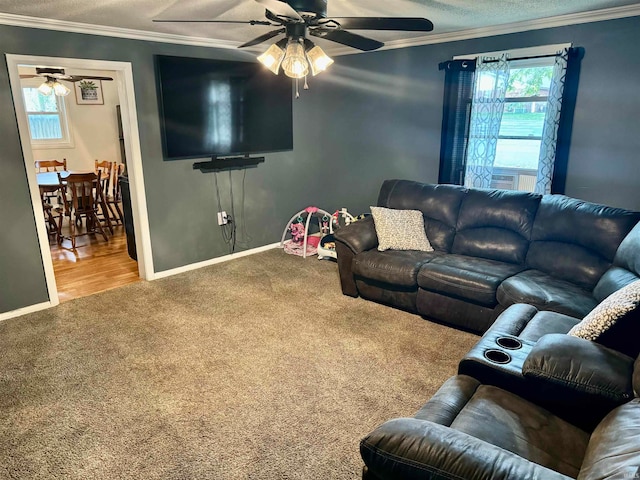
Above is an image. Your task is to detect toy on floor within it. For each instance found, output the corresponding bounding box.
[281,206,333,258]
[317,208,357,261]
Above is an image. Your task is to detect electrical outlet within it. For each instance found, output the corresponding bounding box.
[217,211,228,226]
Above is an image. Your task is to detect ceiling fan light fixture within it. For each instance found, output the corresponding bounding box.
[37,77,71,97]
[281,38,309,79]
[306,45,333,76]
[258,42,285,75]
[37,80,54,96]
[53,81,71,97]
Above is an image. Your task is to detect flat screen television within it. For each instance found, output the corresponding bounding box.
[155,55,293,160]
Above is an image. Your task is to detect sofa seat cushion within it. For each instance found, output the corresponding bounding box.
[497,269,598,318]
[450,384,589,478]
[417,254,526,307]
[353,250,439,287]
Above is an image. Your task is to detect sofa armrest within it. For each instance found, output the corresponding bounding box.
[522,333,635,430]
[360,417,571,480]
[333,217,378,297]
[333,216,378,254]
[485,303,540,337]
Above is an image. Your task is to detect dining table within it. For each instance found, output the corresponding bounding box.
[36,171,71,204]
[36,170,113,234]
[37,170,70,192]
[36,171,99,196]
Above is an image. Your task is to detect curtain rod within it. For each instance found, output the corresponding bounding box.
[481,51,566,63]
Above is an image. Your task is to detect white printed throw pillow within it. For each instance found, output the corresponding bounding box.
[568,280,640,342]
[370,206,433,252]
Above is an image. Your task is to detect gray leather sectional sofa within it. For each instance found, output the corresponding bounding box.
[334,179,640,333]
[338,180,640,479]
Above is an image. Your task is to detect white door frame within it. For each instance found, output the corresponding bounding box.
[6,54,154,308]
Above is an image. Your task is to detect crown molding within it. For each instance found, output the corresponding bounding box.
[333,3,640,56]
[0,12,239,50]
[0,3,639,56]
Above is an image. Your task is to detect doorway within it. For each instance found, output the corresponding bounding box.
[6,54,154,307]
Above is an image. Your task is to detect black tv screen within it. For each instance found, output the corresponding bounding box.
[156,55,293,160]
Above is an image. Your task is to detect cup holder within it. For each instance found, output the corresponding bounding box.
[484,349,511,364]
[496,336,523,350]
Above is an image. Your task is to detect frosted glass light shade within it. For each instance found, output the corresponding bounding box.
[258,43,285,75]
[281,40,309,79]
[38,81,54,96]
[38,79,71,96]
[306,45,333,76]
[53,81,71,96]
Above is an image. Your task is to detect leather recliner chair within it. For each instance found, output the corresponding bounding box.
[360,336,640,480]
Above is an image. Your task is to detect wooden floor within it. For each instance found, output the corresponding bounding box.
[50,222,141,302]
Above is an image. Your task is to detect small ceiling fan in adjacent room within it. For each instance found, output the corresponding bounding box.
[20,67,114,97]
[153,0,434,81]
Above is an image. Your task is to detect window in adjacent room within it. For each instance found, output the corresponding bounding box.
[21,81,72,148]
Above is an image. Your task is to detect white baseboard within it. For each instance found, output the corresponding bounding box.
[151,243,281,280]
[0,243,282,321]
[0,301,54,322]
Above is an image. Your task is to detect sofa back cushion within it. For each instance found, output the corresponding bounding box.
[577,354,640,480]
[451,189,541,264]
[527,196,640,291]
[615,220,640,275]
[635,355,640,398]
[577,399,640,480]
[377,180,465,252]
[593,221,640,301]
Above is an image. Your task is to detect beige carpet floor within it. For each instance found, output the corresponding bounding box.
[0,249,478,479]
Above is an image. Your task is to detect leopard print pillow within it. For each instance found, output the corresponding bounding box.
[568,280,640,341]
[370,206,433,252]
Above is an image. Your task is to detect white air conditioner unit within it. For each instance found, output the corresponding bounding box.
[491,174,516,190]
[518,175,537,192]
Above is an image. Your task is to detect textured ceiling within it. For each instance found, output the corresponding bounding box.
[0,0,639,54]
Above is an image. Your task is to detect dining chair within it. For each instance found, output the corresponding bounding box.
[36,159,67,204]
[105,163,126,225]
[95,159,114,196]
[35,159,67,172]
[95,160,118,230]
[42,202,63,243]
[58,171,109,249]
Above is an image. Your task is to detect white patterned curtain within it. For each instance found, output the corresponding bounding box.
[535,48,569,194]
[464,54,510,189]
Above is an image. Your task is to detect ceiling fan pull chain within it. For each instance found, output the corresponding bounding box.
[303,75,309,90]
[295,77,300,98]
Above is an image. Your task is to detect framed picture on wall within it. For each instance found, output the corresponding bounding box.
[75,80,104,105]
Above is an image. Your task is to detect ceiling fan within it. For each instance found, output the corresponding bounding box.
[20,67,113,96]
[154,0,434,81]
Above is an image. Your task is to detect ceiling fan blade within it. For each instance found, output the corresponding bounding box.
[238,28,285,48]
[310,28,383,51]
[153,19,273,25]
[327,17,434,32]
[67,75,114,82]
[254,0,303,21]
[19,74,40,79]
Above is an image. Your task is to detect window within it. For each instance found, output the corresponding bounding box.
[492,61,554,192]
[21,81,72,148]
[439,44,575,195]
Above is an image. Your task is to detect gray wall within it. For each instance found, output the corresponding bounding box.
[1,16,639,313]
[295,16,640,213]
